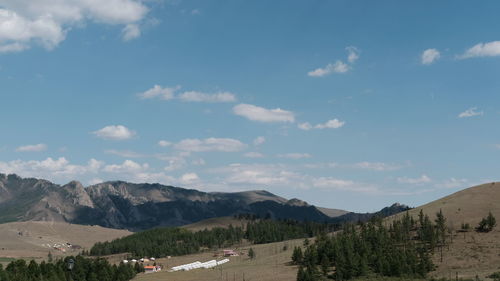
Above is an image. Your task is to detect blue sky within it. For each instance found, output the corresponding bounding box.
[1,0,500,212]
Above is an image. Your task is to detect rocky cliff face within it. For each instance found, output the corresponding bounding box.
[0,173,342,230]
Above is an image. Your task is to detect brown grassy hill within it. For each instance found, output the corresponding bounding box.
[391,182,500,227]
[390,182,500,280]
[0,221,131,263]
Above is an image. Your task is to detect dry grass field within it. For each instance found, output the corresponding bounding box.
[132,238,305,281]
[389,182,500,280]
[0,221,131,264]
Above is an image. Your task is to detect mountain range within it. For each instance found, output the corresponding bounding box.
[0,173,408,231]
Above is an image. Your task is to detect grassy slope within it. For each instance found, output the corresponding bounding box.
[0,221,131,263]
[389,182,500,280]
[133,238,304,281]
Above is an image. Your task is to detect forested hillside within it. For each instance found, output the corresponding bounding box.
[89,218,336,257]
[294,210,449,280]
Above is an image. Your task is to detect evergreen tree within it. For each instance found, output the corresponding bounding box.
[248,248,256,259]
[292,246,303,265]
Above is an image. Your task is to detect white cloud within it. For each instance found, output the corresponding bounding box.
[308,47,359,77]
[0,0,149,52]
[178,91,236,103]
[0,42,28,53]
[16,143,47,152]
[459,41,500,59]
[174,138,247,152]
[314,119,345,129]
[352,162,401,171]
[104,149,145,158]
[308,60,349,77]
[233,103,295,123]
[103,159,148,173]
[298,119,345,130]
[244,152,264,158]
[397,174,431,184]
[435,178,468,189]
[138,85,237,103]
[158,140,172,147]
[421,48,440,65]
[346,46,360,63]
[253,136,265,146]
[122,23,140,41]
[93,125,136,140]
[208,163,378,193]
[179,172,200,185]
[312,177,378,192]
[0,157,103,181]
[218,164,303,186]
[191,9,201,15]
[297,122,313,131]
[458,107,483,118]
[138,85,179,100]
[162,155,187,172]
[278,153,311,159]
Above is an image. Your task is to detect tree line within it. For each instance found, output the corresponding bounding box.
[294,210,450,281]
[89,218,335,257]
[0,255,142,281]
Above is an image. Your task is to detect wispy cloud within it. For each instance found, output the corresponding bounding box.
[138,85,236,103]
[244,152,265,158]
[459,41,500,59]
[278,153,311,159]
[435,178,468,189]
[233,103,295,123]
[397,174,431,184]
[298,119,345,130]
[138,85,180,100]
[308,46,360,77]
[158,140,172,147]
[346,46,360,63]
[351,162,401,171]
[16,143,47,152]
[308,61,350,77]
[421,48,440,65]
[178,91,236,103]
[174,138,247,152]
[458,107,483,118]
[92,125,136,140]
[253,136,266,146]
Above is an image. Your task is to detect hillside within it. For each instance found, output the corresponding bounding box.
[391,182,500,226]
[0,221,131,262]
[0,173,343,230]
[129,182,500,281]
[389,182,500,280]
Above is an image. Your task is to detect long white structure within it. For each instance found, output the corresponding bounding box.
[170,259,229,272]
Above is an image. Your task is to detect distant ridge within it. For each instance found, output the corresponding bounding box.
[0,173,348,230]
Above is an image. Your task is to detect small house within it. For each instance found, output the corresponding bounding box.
[223,249,238,257]
[144,265,161,274]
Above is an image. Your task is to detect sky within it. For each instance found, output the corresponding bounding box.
[1,0,500,212]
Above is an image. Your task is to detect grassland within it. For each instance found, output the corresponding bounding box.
[132,238,305,281]
[0,221,131,263]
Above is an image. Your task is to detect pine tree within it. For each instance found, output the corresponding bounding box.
[292,247,303,264]
[435,209,447,245]
[248,248,256,259]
